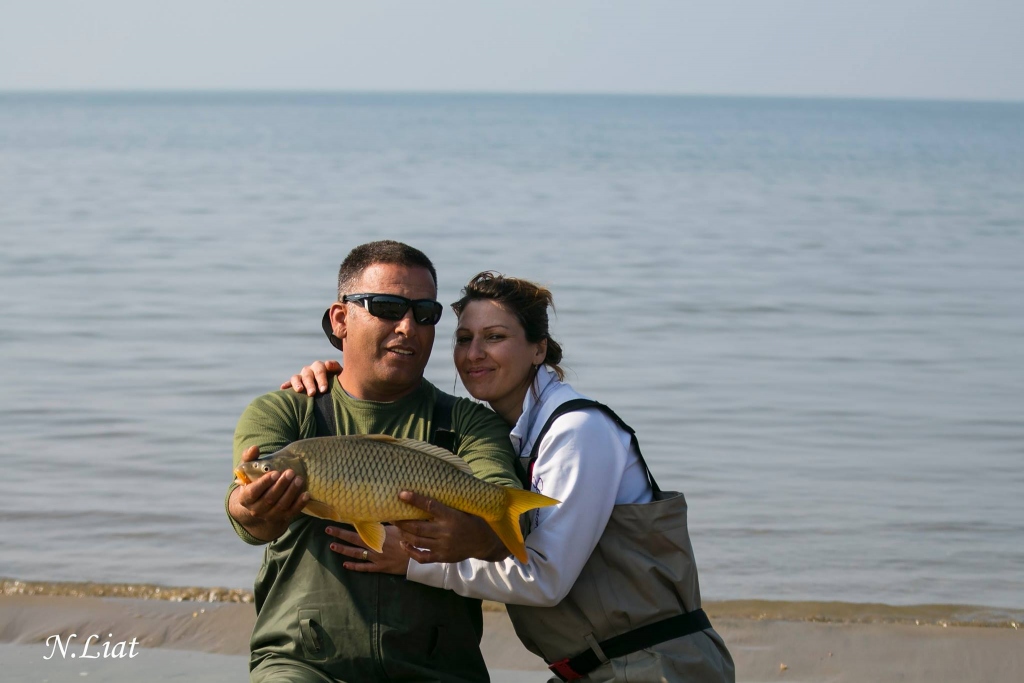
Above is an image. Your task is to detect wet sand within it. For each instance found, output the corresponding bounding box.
[1,581,1021,682]
[0,588,550,682]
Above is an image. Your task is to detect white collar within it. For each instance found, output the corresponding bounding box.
[509,365,560,456]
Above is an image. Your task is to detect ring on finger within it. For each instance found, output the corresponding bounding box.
[361,549,368,561]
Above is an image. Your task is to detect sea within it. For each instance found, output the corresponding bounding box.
[1,92,1022,617]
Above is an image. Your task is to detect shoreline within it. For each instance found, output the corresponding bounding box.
[2,586,1021,682]
[4,577,1021,628]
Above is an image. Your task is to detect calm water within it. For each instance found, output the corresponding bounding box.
[1,93,1022,609]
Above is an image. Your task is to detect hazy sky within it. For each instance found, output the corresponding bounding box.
[2,1,1022,101]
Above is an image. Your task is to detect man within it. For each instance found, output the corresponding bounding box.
[226,240,519,682]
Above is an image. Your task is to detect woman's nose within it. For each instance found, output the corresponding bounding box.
[467,338,486,360]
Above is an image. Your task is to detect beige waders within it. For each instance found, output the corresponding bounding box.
[510,399,735,683]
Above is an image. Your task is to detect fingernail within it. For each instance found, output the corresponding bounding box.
[319,384,326,392]
[270,472,280,481]
[330,543,338,551]
[294,477,304,487]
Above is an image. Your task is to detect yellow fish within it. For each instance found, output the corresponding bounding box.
[235,434,558,563]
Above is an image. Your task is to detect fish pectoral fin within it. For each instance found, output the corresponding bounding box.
[303,499,342,522]
[353,521,387,553]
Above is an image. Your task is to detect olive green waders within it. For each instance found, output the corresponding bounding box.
[249,389,491,683]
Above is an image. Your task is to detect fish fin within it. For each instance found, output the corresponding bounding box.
[488,488,560,564]
[353,521,387,553]
[358,434,402,444]
[390,438,474,474]
[348,434,474,474]
[303,499,342,522]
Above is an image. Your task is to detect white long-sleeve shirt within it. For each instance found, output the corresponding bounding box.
[406,366,652,606]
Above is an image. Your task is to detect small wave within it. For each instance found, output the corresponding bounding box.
[1,577,252,604]
[705,599,1023,629]
[4,578,1021,628]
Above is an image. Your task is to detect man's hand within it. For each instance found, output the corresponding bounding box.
[393,491,511,564]
[229,445,309,542]
[279,360,342,396]
[325,525,410,575]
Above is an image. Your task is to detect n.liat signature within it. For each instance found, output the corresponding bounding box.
[44,633,140,660]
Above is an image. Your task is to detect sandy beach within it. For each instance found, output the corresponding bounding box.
[2,580,1020,683]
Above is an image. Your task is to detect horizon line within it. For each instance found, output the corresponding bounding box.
[1,87,1022,106]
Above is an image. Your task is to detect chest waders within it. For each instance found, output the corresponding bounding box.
[249,386,490,683]
[513,399,735,683]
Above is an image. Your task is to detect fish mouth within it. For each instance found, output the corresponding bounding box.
[234,467,252,486]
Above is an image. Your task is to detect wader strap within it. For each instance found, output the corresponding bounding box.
[431,390,457,453]
[548,608,712,681]
[313,383,337,437]
[527,399,662,495]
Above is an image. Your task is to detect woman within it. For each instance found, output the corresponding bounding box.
[284,272,734,683]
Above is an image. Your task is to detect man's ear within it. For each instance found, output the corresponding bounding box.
[329,302,348,341]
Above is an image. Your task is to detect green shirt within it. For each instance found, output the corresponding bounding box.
[227,378,518,682]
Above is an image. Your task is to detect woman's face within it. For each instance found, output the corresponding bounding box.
[454,299,547,418]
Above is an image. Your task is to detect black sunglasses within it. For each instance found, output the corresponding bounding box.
[342,293,444,326]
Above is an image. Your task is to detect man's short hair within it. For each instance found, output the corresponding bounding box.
[337,240,438,298]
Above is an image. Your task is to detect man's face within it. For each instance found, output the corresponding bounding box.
[330,263,437,401]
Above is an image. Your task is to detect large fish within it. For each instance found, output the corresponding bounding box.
[234,434,558,563]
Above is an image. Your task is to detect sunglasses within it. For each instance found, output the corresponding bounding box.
[342,293,444,326]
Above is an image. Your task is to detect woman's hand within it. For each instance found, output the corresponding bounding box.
[325,524,410,575]
[393,491,511,564]
[279,360,342,396]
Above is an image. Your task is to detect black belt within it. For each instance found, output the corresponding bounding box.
[548,608,712,681]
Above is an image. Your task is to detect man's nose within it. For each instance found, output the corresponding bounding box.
[393,309,417,335]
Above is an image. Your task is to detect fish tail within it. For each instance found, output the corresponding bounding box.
[488,488,559,564]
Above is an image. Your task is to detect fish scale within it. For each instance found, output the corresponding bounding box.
[295,437,504,521]
[235,434,558,563]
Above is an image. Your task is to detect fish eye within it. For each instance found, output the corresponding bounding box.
[262,465,270,472]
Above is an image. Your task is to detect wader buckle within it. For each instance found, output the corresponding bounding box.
[549,658,584,681]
